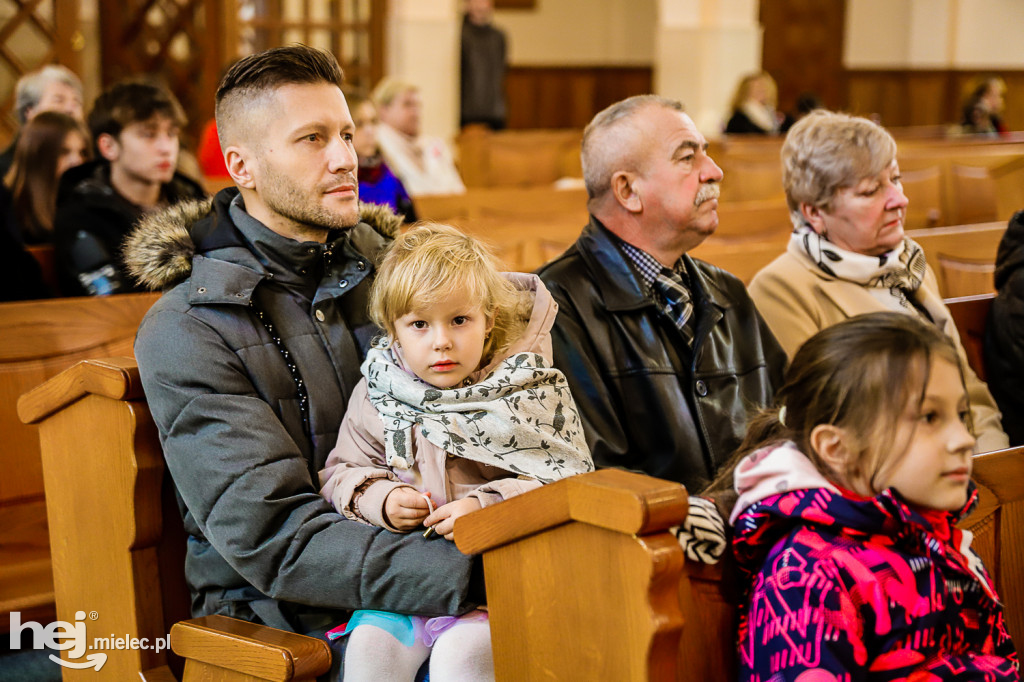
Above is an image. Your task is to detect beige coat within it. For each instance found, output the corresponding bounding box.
[318,273,554,531]
[749,250,1009,453]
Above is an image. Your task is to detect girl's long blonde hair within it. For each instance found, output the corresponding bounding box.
[369,223,530,364]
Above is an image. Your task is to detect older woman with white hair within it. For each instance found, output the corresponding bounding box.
[749,109,1008,452]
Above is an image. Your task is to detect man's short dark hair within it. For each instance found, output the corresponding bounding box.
[88,81,186,142]
[215,45,345,149]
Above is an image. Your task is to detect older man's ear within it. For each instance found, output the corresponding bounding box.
[610,171,642,213]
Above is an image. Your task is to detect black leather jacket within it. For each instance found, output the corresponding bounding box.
[986,210,1024,445]
[538,217,787,492]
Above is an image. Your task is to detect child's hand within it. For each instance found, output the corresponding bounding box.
[384,488,432,531]
[423,498,482,541]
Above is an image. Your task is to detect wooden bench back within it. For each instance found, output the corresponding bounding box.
[944,293,995,381]
[0,293,160,629]
[18,358,190,680]
[456,127,583,188]
[709,136,1024,224]
[961,446,1024,647]
[906,222,1005,297]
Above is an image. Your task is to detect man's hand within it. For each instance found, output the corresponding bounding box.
[423,497,483,541]
[383,488,432,531]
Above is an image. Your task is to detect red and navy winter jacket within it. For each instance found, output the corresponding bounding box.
[732,449,1019,680]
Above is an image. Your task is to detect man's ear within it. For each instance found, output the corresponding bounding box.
[800,202,827,235]
[96,133,120,163]
[611,171,642,213]
[224,146,256,190]
[809,424,852,477]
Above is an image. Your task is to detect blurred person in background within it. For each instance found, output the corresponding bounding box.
[959,75,1008,136]
[373,78,466,196]
[0,65,84,179]
[348,91,417,223]
[724,72,790,135]
[460,0,507,130]
[54,80,205,296]
[2,111,89,245]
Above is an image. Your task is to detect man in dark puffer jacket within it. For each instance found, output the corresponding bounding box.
[125,46,481,680]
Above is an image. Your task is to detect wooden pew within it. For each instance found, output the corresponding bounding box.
[0,292,160,632]
[906,222,1004,297]
[414,190,793,278]
[961,446,1024,649]
[456,127,583,188]
[690,233,788,285]
[945,293,995,381]
[711,198,792,243]
[900,165,944,229]
[413,187,588,272]
[413,186,589,225]
[709,135,1024,224]
[19,357,1024,680]
[18,358,330,681]
[455,469,735,681]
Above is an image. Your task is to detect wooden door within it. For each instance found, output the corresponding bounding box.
[0,0,83,144]
[759,0,846,115]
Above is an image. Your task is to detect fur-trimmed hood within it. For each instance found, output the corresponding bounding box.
[124,188,403,291]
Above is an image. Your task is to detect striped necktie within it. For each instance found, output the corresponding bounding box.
[652,268,694,347]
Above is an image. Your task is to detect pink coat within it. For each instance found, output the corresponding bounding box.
[318,273,555,531]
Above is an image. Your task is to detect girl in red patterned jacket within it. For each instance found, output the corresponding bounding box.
[719,311,1018,680]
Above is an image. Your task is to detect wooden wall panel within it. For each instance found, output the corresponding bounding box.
[843,70,1024,131]
[504,66,652,130]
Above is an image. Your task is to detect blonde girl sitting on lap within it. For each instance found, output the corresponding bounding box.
[719,311,1018,680]
[319,223,593,682]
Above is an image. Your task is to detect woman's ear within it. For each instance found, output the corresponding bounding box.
[800,202,827,236]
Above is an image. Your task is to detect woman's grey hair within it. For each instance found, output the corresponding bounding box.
[15,65,82,125]
[781,109,897,215]
[581,95,684,200]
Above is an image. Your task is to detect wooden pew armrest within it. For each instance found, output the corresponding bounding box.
[18,356,143,425]
[454,469,692,682]
[171,614,331,681]
[455,468,689,554]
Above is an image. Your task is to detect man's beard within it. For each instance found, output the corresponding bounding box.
[260,164,360,233]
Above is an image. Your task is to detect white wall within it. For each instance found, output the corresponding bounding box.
[385,0,461,141]
[845,0,1024,69]
[952,0,1024,67]
[495,0,656,66]
[494,0,760,137]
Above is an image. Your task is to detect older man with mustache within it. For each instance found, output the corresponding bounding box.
[538,95,787,491]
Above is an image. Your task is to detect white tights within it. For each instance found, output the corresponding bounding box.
[342,617,494,682]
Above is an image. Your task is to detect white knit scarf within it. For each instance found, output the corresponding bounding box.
[789,224,930,313]
[362,345,593,483]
